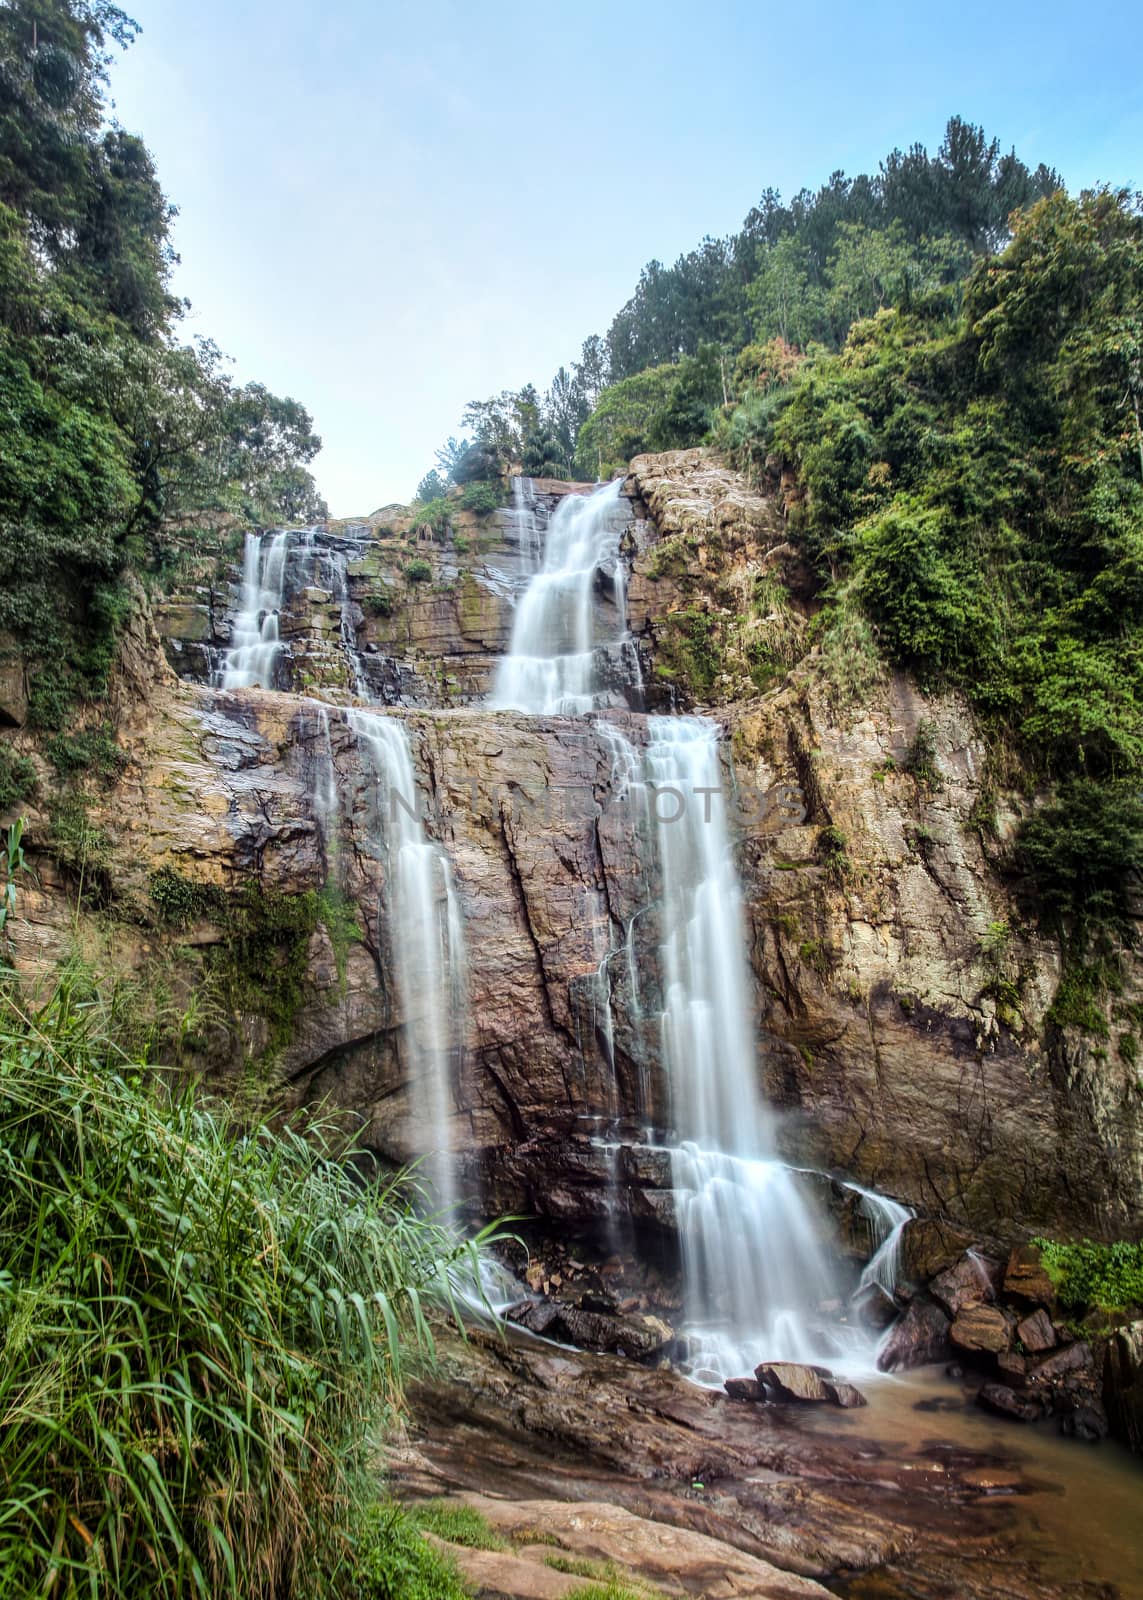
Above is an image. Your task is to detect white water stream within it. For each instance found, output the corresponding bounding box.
[347,709,468,1216]
[491,478,635,714]
[219,530,290,689]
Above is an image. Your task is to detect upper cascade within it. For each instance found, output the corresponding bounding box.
[218,530,292,690]
[490,477,641,715]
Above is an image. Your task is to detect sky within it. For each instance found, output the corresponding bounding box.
[107,1,1143,517]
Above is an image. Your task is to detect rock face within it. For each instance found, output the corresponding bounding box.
[950,1304,1013,1356]
[1103,1321,1143,1452]
[3,450,1142,1255]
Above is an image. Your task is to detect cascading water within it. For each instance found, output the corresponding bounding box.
[644,717,857,1382]
[219,530,290,689]
[347,708,467,1215]
[490,478,638,714]
[847,1183,913,1296]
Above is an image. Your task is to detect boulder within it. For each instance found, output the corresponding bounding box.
[506,1300,673,1362]
[1103,1320,1143,1453]
[1059,1404,1109,1442]
[877,1297,953,1372]
[1026,1340,1091,1384]
[996,1352,1027,1384]
[930,1252,1004,1318]
[754,1361,867,1408]
[977,1382,1042,1423]
[1003,1244,1056,1308]
[1015,1308,1056,1354]
[852,1281,900,1329]
[724,1376,767,1402]
[823,1377,868,1408]
[950,1303,1013,1356]
[755,1362,833,1402]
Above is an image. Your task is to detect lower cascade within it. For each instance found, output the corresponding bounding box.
[644,717,862,1382]
[347,708,467,1216]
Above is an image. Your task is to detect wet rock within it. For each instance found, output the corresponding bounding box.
[1103,1319,1143,1453]
[852,1281,900,1329]
[1059,1404,1109,1442]
[950,1303,1013,1356]
[1026,1340,1091,1384]
[506,1299,673,1362]
[823,1377,868,1408]
[976,1382,1042,1423]
[1015,1307,1056,1354]
[1003,1244,1056,1308]
[899,1219,977,1283]
[877,1297,952,1372]
[724,1376,768,1402]
[754,1361,834,1402]
[996,1352,1027,1385]
[754,1362,867,1407]
[930,1251,1004,1318]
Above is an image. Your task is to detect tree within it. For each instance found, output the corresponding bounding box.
[747,234,823,347]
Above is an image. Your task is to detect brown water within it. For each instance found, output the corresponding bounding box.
[800,1366,1143,1596]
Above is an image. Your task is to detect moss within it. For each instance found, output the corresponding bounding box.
[798,937,832,976]
[45,722,127,781]
[815,823,851,885]
[150,865,227,929]
[0,745,35,812]
[316,883,360,990]
[47,795,113,894]
[1047,957,1119,1038]
[656,608,720,698]
[903,719,942,787]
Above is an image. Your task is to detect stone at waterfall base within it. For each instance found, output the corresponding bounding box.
[754,1361,868,1407]
[877,1297,953,1371]
[505,1298,674,1361]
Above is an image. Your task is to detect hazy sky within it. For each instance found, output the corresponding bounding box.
[108,1,1143,516]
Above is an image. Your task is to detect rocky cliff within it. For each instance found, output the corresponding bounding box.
[2,451,1140,1250]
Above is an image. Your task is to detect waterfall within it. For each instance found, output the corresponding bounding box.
[491,479,636,714]
[348,709,467,1215]
[509,474,543,571]
[847,1183,913,1296]
[644,717,850,1381]
[219,530,290,689]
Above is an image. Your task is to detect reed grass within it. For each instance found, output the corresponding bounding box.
[0,977,487,1598]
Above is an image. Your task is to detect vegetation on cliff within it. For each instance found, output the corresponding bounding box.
[0,0,324,754]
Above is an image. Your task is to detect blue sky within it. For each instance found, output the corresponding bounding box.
[108,1,1143,516]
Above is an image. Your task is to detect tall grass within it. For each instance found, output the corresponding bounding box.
[0,979,485,1598]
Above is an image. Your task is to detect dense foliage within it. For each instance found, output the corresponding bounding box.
[0,978,484,1598]
[1035,1237,1143,1316]
[0,0,325,732]
[717,190,1142,943]
[421,118,1058,489]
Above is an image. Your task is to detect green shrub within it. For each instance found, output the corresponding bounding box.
[0,984,486,1598]
[410,498,451,538]
[1017,780,1143,946]
[363,589,394,618]
[1034,1238,1143,1315]
[458,481,502,516]
[816,824,851,885]
[405,558,433,585]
